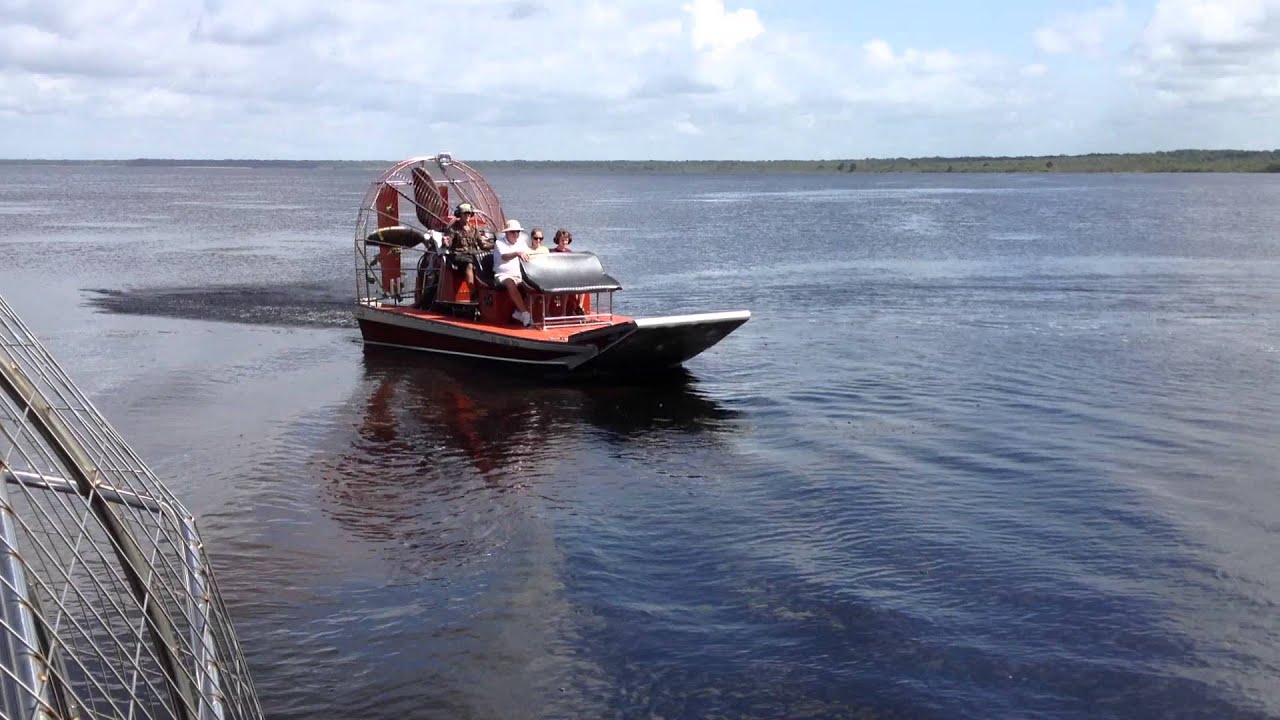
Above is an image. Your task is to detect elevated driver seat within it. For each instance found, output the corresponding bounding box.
[475,251,497,288]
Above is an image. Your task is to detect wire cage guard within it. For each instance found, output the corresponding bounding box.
[0,293,263,720]
[352,154,618,330]
[353,154,505,310]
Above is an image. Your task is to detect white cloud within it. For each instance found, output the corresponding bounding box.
[0,73,81,115]
[863,39,896,68]
[1127,0,1280,105]
[1033,2,1128,56]
[0,1,1065,158]
[861,39,964,74]
[0,0,1272,159]
[845,39,1016,117]
[674,117,703,135]
[1142,0,1274,49]
[192,1,338,46]
[684,0,763,54]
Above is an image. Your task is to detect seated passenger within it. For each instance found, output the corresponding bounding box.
[528,228,550,255]
[551,228,573,253]
[493,219,532,326]
[547,228,584,315]
[445,203,492,298]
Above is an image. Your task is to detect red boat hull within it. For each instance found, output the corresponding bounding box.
[354,304,749,376]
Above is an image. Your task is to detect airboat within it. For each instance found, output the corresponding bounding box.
[352,154,750,376]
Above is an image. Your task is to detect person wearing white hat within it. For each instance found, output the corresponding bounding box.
[493,219,532,326]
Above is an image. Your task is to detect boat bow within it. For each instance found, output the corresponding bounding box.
[568,310,751,373]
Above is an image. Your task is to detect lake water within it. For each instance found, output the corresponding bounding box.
[1,165,1278,719]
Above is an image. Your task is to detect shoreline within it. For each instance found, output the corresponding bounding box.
[2,150,1279,173]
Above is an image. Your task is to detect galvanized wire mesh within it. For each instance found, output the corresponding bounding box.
[0,293,263,720]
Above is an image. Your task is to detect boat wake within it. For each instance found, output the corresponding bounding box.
[85,282,355,328]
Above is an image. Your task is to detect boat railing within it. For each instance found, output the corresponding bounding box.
[354,216,432,307]
[531,291,615,330]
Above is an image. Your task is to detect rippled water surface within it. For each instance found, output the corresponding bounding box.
[2,166,1279,719]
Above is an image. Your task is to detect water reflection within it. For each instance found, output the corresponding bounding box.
[316,347,736,575]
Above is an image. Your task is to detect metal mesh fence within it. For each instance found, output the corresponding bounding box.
[0,293,263,720]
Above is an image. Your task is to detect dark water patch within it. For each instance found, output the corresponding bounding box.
[85,282,355,328]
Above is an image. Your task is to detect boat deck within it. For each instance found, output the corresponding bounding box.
[371,304,633,343]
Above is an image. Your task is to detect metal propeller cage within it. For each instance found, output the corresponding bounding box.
[354,154,507,307]
[0,294,263,720]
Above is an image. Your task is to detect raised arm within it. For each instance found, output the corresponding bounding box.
[497,237,530,262]
[500,246,530,262]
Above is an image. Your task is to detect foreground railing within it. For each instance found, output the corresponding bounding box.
[0,293,263,720]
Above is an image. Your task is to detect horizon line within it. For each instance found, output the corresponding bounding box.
[2,148,1279,164]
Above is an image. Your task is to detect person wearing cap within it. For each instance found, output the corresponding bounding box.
[445,203,492,297]
[493,219,533,327]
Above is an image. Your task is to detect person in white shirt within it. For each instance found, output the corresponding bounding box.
[493,219,532,326]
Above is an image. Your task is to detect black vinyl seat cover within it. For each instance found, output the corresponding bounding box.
[476,252,496,286]
[520,252,621,293]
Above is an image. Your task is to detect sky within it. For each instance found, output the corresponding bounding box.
[0,0,1278,160]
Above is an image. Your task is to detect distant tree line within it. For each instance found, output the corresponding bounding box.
[471,150,1280,174]
[3,150,1279,173]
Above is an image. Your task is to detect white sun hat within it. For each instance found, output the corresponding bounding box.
[501,219,524,233]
